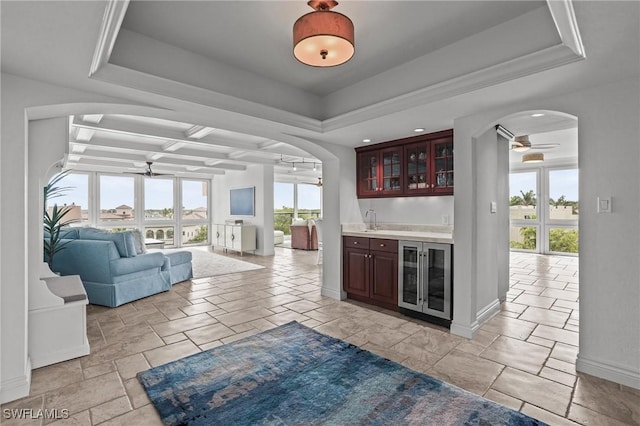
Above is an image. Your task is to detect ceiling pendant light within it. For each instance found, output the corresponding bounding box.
[293,0,354,67]
[522,152,544,163]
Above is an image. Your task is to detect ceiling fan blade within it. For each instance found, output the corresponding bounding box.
[531,143,560,150]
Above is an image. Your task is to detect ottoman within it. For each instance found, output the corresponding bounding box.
[163,251,193,284]
[274,230,285,245]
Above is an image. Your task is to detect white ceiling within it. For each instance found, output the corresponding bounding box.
[1,1,639,180]
[119,1,545,95]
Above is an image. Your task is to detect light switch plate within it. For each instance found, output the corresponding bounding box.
[490,201,497,213]
[597,197,611,213]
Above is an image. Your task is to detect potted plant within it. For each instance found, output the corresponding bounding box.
[43,171,78,270]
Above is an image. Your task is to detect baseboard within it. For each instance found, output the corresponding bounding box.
[0,357,31,404]
[320,286,342,300]
[576,354,640,390]
[30,344,90,370]
[450,299,500,339]
[450,320,480,339]
[477,299,501,325]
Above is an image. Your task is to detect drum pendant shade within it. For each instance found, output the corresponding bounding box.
[293,1,354,67]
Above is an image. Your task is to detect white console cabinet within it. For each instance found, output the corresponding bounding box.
[214,224,256,255]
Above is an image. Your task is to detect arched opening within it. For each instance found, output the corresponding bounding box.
[156,229,165,240]
[454,108,579,340]
[25,102,344,314]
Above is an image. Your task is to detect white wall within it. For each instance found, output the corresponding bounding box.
[474,128,501,318]
[211,164,274,256]
[358,196,454,226]
[0,73,134,402]
[453,77,640,389]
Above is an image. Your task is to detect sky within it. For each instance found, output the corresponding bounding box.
[509,169,579,201]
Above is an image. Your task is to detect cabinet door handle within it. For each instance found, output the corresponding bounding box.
[379,243,385,247]
[353,241,358,245]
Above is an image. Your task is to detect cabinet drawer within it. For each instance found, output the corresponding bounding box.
[369,238,398,253]
[343,236,370,249]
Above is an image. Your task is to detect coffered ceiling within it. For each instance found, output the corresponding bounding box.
[2,1,638,180]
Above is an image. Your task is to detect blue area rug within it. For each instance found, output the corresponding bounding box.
[138,321,547,425]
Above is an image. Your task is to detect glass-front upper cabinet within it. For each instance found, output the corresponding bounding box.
[355,129,453,198]
[405,142,430,195]
[357,147,403,197]
[357,151,379,197]
[432,139,454,194]
[381,147,402,194]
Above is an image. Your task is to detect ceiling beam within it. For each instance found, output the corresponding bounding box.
[73,144,248,171]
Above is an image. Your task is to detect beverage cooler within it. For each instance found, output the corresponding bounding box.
[398,241,452,320]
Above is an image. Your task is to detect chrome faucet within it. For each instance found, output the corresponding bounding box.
[365,209,377,231]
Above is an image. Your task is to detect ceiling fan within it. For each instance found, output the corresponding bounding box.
[130,161,171,177]
[511,135,560,152]
[302,177,323,187]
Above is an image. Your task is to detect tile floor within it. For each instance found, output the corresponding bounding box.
[3,249,639,425]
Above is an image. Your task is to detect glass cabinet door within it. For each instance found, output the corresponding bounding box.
[405,142,429,194]
[358,152,379,195]
[422,243,451,319]
[381,148,402,194]
[432,140,454,191]
[398,242,421,310]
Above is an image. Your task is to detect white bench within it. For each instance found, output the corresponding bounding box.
[29,264,90,369]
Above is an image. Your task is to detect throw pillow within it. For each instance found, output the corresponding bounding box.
[131,229,147,254]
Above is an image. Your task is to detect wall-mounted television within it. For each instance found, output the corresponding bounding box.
[230,186,255,216]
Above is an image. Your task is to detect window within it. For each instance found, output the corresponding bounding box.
[100,175,134,222]
[547,168,579,254]
[549,169,579,221]
[46,172,90,223]
[274,182,295,235]
[145,178,174,220]
[297,183,321,219]
[509,167,578,254]
[181,180,209,245]
[509,172,537,220]
[509,172,538,251]
[182,180,208,220]
[59,171,211,248]
[144,226,174,246]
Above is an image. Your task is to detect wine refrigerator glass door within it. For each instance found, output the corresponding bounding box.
[398,241,421,310]
[422,243,452,319]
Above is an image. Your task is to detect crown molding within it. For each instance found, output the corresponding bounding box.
[88,0,586,138]
[547,0,586,58]
[89,0,129,77]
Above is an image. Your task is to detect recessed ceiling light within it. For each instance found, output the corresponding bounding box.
[414,128,425,133]
[362,138,371,143]
[531,113,545,117]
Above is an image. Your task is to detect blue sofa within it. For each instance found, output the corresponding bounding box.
[48,228,193,308]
